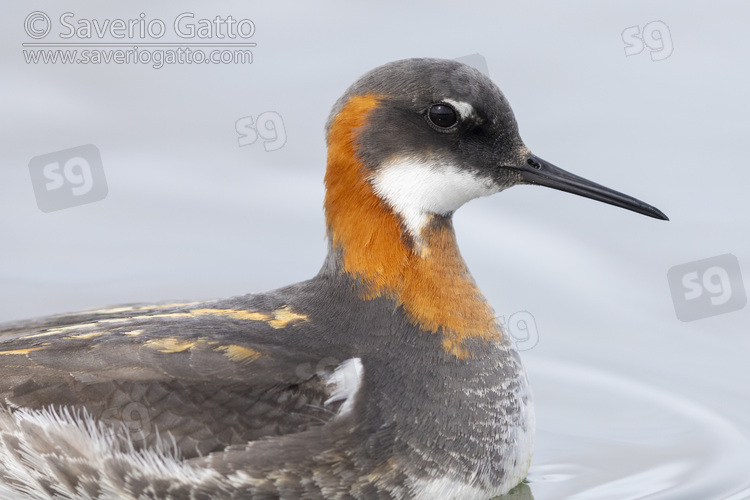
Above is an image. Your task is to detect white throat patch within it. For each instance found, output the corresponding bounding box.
[370,158,499,238]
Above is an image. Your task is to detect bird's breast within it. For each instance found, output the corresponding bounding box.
[324,95,503,359]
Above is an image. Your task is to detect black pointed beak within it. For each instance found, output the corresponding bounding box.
[509,154,669,220]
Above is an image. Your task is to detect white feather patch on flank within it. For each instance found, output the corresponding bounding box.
[324,357,364,416]
[370,158,499,238]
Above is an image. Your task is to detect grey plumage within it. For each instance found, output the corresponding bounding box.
[0,55,666,499]
[0,272,532,499]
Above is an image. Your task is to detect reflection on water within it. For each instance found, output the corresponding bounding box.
[521,357,750,499]
[495,482,535,500]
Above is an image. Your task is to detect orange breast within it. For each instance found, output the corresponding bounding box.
[324,95,503,359]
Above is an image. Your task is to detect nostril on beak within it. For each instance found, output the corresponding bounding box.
[526,158,542,170]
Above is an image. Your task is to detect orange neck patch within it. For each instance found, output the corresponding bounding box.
[324,94,502,358]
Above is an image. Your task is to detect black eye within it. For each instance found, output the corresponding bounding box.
[427,103,458,129]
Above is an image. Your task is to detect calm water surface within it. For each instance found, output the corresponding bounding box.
[495,357,750,500]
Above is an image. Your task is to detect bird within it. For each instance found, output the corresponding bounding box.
[0,58,668,500]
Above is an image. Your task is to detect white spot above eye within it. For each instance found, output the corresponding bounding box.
[324,357,364,417]
[442,98,476,121]
[370,158,500,238]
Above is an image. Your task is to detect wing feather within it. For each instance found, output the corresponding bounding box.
[0,295,344,459]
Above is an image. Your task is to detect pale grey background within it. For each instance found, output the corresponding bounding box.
[2,2,749,498]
